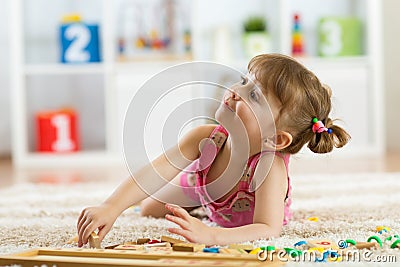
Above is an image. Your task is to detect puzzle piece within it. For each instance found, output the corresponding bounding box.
[172,243,206,252]
[161,235,185,244]
[136,238,150,244]
[67,235,78,244]
[105,243,120,249]
[354,242,379,250]
[307,239,338,250]
[228,244,254,251]
[88,232,101,249]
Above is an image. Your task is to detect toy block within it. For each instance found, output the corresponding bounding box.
[60,23,100,63]
[355,242,379,250]
[136,238,150,244]
[228,244,253,251]
[144,242,171,248]
[148,239,162,244]
[67,235,78,244]
[114,244,145,250]
[172,243,205,252]
[104,243,120,249]
[391,240,400,249]
[88,232,101,249]
[307,239,337,250]
[161,235,185,244]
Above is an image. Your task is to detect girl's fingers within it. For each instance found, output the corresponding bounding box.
[78,219,91,246]
[82,221,98,245]
[77,211,84,229]
[167,227,194,243]
[165,204,190,220]
[77,213,87,232]
[165,214,190,230]
[97,224,111,242]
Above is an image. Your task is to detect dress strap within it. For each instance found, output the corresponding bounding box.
[198,125,228,175]
[246,151,290,196]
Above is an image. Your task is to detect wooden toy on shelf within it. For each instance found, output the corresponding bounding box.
[291,13,304,56]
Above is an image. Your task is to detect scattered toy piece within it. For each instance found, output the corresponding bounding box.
[172,243,205,252]
[203,247,219,253]
[105,243,120,249]
[136,238,150,244]
[88,232,101,249]
[307,217,319,222]
[228,243,253,251]
[376,226,390,232]
[386,235,400,242]
[161,235,185,244]
[307,239,337,250]
[293,240,307,247]
[354,242,378,250]
[367,235,383,248]
[249,247,262,255]
[148,239,162,244]
[390,239,400,249]
[67,235,78,244]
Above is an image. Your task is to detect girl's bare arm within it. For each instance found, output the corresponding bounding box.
[77,124,216,246]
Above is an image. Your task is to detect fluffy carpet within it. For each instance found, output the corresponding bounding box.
[1,172,400,266]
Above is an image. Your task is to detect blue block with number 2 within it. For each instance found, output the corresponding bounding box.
[60,23,101,63]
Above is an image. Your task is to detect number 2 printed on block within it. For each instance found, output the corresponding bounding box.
[60,23,101,63]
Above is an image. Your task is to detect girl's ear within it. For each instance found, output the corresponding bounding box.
[265,131,293,151]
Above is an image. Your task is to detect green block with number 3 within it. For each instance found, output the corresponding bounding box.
[318,17,362,57]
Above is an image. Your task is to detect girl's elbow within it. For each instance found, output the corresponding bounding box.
[269,228,282,238]
[260,224,282,238]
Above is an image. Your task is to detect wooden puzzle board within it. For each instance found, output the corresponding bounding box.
[0,248,284,267]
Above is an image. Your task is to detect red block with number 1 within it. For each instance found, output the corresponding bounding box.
[36,109,79,152]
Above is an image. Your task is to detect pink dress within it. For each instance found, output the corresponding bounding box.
[180,125,292,227]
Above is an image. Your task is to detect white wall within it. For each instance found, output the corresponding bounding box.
[383,0,400,153]
[0,0,11,156]
[0,1,399,157]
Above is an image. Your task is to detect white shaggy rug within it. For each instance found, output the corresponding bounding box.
[1,172,400,266]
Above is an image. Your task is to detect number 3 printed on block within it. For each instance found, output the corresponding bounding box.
[320,20,342,56]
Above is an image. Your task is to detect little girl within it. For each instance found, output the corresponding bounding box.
[77,54,350,247]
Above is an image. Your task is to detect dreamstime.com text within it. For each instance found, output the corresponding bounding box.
[257,249,398,263]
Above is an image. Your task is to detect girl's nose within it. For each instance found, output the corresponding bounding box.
[230,90,241,101]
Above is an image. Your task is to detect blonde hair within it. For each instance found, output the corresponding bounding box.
[248,54,350,154]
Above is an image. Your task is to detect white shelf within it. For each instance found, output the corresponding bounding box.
[19,151,121,168]
[24,63,106,75]
[296,56,370,68]
[10,0,384,168]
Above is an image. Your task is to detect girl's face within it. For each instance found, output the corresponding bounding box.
[215,74,279,151]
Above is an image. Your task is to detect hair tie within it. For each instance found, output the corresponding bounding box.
[312,117,332,134]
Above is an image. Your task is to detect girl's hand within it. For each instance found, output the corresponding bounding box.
[165,204,216,245]
[77,204,118,247]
